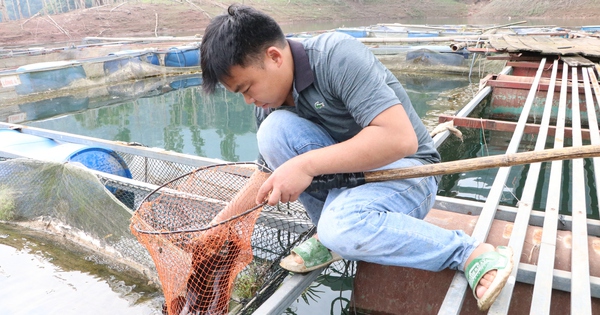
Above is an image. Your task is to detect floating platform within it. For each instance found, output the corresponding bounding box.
[257,37,600,315]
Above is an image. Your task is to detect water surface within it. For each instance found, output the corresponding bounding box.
[8,71,473,314]
[0,224,162,315]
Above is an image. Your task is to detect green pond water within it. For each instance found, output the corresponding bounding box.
[4,64,598,313]
[1,71,474,314]
[5,15,600,313]
[0,224,163,315]
[4,69,600,313]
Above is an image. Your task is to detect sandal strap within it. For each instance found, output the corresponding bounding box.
[291,237,333,269]
[465,246,511,297]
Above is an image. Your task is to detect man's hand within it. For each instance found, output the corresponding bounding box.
[256,156,314,206]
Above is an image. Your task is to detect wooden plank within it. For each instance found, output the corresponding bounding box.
[530,61,567,313]
[574,37,600,56]
[431,65,516,148]
[490,59,559,312]
[570,67,592,314]
[557,37,600,57]
[586,68,600,214]
[486,54,533,60]
[502,35,543,53]
[506,61,563,69]
[433,197,600,240]
[486,75,587,94]
[489,54,549,62]
[543,37,580,55]
[437,115,593,140]
[562,55,595,67]
[487,36,600,58]
[526,36,563,55]
[535,37,600,57]
[438,58,548,314]
[488,36,511,51]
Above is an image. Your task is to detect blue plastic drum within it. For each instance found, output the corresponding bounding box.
[164,47,200,67]
[0,129,132,179]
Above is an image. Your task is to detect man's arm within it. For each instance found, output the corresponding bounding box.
[256,104,417,205]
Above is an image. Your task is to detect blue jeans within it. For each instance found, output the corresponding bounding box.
[257,110,478,272]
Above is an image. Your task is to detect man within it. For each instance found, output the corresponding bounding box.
[200,5,513,311]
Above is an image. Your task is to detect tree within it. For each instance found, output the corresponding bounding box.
[0,0,10,21]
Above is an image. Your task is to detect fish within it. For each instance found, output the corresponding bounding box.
[165,228,242,315]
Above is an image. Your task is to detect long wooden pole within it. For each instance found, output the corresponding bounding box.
[364,144,600,182]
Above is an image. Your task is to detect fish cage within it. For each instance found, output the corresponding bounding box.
[0,124,314,314]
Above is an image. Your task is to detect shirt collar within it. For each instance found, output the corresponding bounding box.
[287,39,314,92]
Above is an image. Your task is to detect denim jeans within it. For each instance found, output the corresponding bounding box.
[257,110,479,272]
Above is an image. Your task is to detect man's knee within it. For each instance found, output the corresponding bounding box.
[257,112,285,148]
[256,111,292,164]
[317,220,363,257]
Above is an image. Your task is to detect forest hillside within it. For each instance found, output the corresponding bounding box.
[0,0,599,47]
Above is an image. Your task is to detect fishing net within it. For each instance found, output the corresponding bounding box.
[0,158,157,280]
[1,141,314,313]
[130,162,273,315]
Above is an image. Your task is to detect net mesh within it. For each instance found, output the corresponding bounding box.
[0,147,313,314]
[0,158,157,280]
[131,163,275,315]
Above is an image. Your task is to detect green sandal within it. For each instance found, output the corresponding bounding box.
[279,237,342,273]
[465,246,514,311]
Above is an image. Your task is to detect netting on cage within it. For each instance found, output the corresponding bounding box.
[130,162,286,315]
[0,155,315,313]
[0,158,156,279]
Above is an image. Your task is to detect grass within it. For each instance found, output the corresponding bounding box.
[0,186,16,221]
[233,261,271,300]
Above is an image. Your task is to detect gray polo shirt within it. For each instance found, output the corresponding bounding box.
[256,32,440,165]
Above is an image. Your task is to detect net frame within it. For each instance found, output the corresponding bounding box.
[1,134,314,314]
[130,162,273,315]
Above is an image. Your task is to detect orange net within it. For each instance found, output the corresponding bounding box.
[130,163,270,315]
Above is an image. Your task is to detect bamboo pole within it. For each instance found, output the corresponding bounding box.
[154,12,158,37]
[308,145,600,191]
[83,35,201,42]
[20,11,39,29]
[46,14,71,39]
[110,1,126,12]
[481,20,528,31]
[357,34,492,44]
[450,42,468,51]
[364,145,600,182]
[184,0,210,19]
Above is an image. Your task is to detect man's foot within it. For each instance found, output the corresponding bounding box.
[279,236,342,273]
[464,243,514,311]
[465,243,496,298]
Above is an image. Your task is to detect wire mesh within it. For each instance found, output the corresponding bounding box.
[1,145,313,314]
[129,162,313,314]
[96,151,314,313]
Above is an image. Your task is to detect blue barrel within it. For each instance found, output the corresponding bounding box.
[103,50,160,75]
[408,31,439,38]
[169,76,203,90]
[16,61,87,95]
[103,51,143,76]
[164,47,200,67]
[0,129,132,180]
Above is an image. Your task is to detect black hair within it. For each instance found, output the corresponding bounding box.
[200,4,286,94]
